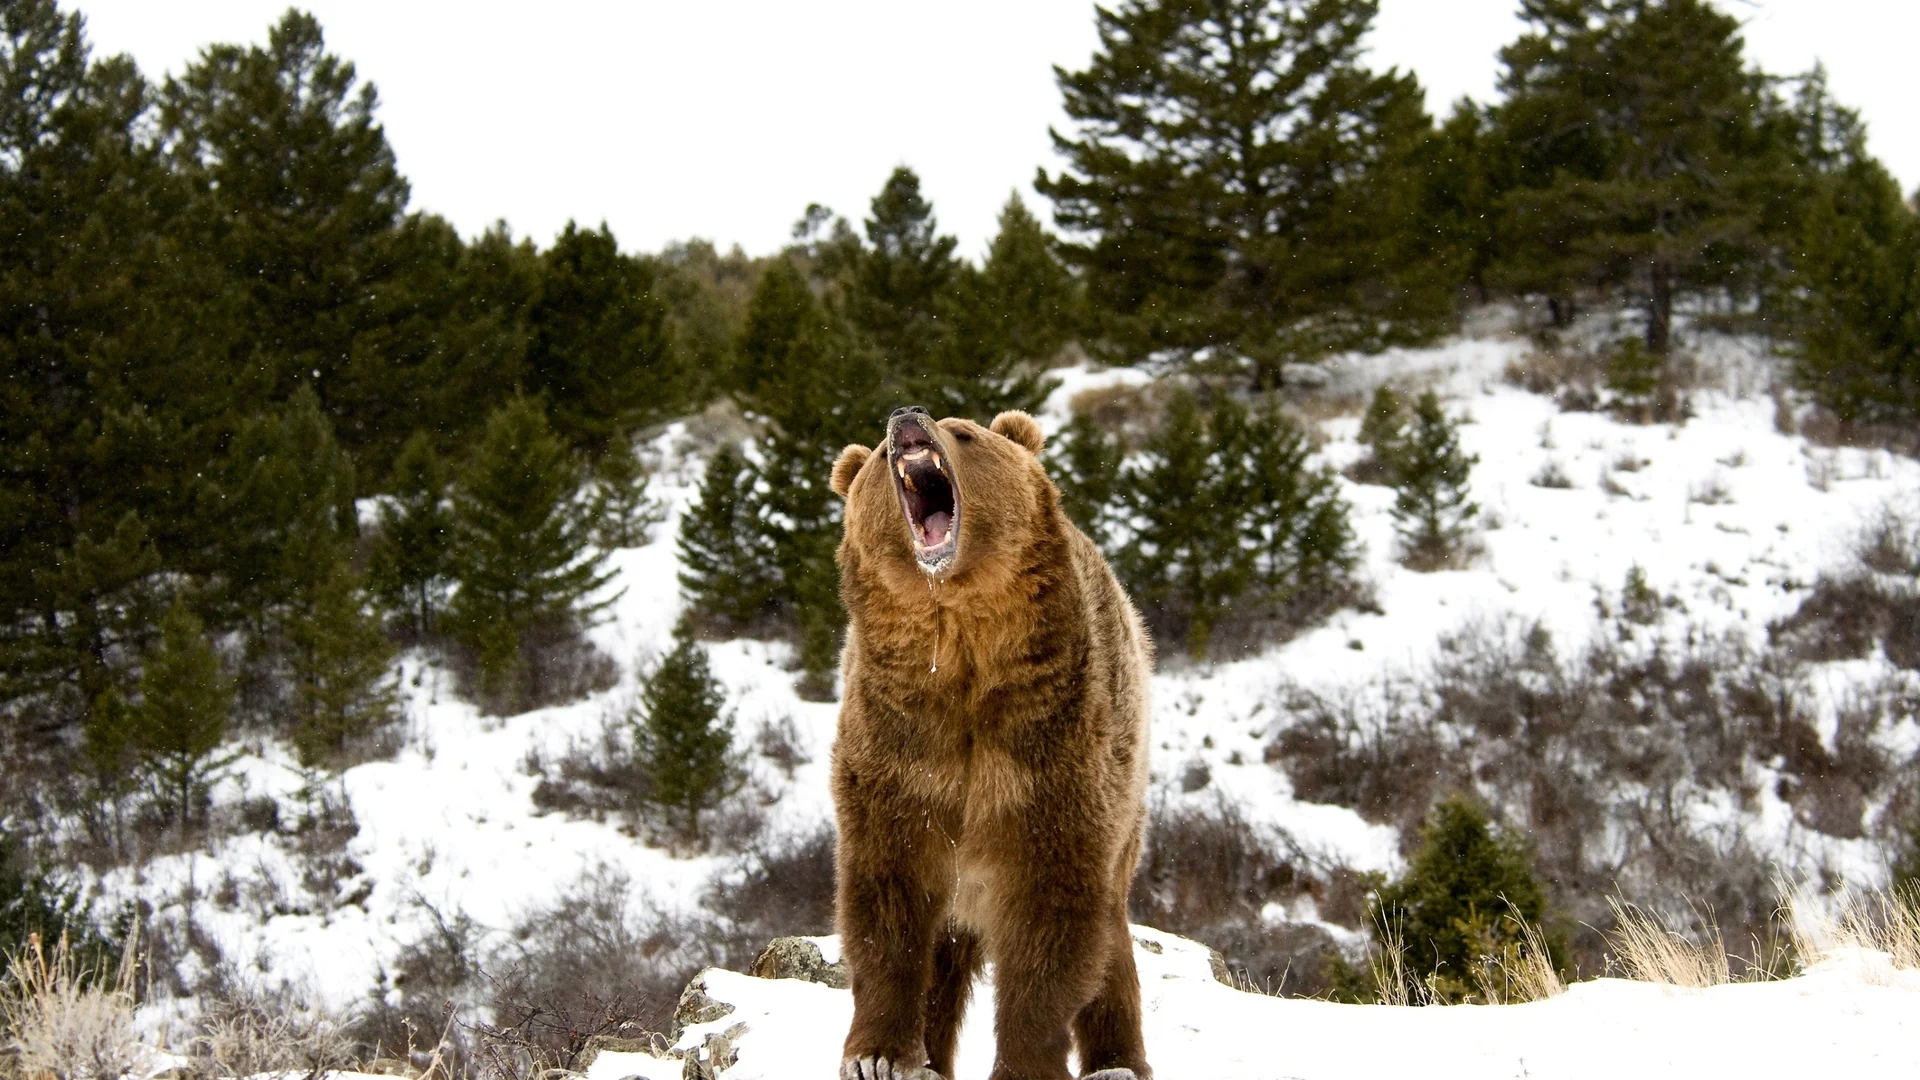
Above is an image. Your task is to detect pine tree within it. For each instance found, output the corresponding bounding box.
[448,398,615,712]
[1782,70,1920,426]
[731,259,889,696]
[841,167,959,375]
[368,431,455,638]
[1038,0,1452,377]
[1047,413,1125,538]
[160,9,410,414]
[1390,391,1479,571]
[587,438,665,549]
[1372,796,1561,1004]
[1351,385,1410,486]
[1116,390,1255,659]
[284,562,395,767]
[633,630,744,846]
[1240,401,1357,606]
[947,193,1075,418]
[678,445,780,634]
[132,603,234,829]
[1489,0,1794,351]
[525,221,681,453]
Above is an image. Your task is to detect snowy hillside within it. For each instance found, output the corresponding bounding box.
[89,309,1920,1063]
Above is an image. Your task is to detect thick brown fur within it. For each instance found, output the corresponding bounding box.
[830,410,1154,1080]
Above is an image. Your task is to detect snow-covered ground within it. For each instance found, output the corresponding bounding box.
[91,311,1920,1063]
[587,929,1920,1080]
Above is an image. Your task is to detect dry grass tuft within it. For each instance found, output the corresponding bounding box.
[1786,881,1920,976]
[1473,911,1565,1004]
[1604,898,1731,987]
[0,929,142,1080]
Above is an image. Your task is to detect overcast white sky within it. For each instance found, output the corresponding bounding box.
[75,0,1920,260]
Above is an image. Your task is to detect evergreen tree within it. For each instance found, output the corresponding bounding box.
[1372,796,1561,1004]
[448,398,615,712]
[367,431,455,638]
[160,9,410,413]
[0,2,222,740]
[947,193,1074,418]
[587,438,665,549]
[1239,400,1356,605]
[1116,390,1255,659]
[525,221,681,454]
[1390,391,1479,570]
[731,259,889,696]
[841,167,959,375]
[1047,413,1125,538]
[678,445,780,634]
[132,603,233,829]
[1351,384,1409,485]
[1038,0,1452,378]
[284,562,395,767]
[632,629,744,846]
[1489,0,1793,351]
[1782,70,1920,425]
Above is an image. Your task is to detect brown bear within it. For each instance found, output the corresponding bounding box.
[827,405,1153,1080]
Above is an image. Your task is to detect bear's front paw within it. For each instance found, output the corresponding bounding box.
[840,1056,943,1080]
[1081,1071,1140,1080]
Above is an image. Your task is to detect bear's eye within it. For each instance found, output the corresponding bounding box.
[953,429,974,442]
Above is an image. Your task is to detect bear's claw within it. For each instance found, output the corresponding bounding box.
[840,1056,944,1080]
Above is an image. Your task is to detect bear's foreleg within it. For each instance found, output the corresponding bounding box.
[838,807,953,1077]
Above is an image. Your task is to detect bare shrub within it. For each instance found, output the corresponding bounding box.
[1771,574,1920,671]
[0,930,142,1080]
[191,972,359,1078]
[447,624,618,718]
[1128,795,1344,997]
[474,866,717,1076]
[1859,507,1920,577]
[752,715,811,778]
[1266,616,1890,978]
[359,899,485,1071]
[529,710,649,823]
[700,825,838,971]
[1501,350,1604,412]
[1529,459,1574,489]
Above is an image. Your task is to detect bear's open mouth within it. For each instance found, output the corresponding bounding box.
[887,409,959,575]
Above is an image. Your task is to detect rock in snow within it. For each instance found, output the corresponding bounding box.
[578,927,1920,1080]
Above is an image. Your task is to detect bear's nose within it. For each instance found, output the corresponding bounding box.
[889,405,930,422]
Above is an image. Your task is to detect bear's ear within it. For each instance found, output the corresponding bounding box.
[990,411,1044,455]
[830,444,872,499]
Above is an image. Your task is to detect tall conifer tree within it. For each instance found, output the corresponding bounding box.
[368,431,455,638]
[525,222,680,454]
[1490,0,1792,351]
[1039,0,1450,378]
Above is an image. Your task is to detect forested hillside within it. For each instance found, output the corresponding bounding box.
[3,0,1920,1075]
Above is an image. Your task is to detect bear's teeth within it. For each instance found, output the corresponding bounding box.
[930,450,942,471]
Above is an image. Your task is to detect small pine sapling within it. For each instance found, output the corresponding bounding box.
[284,562,396,767]
[1604,338,1677,424]
[633,630,745,846]
[132,603,236,829]
[1390,391,1480,571]
[1350,385,1408,485]
[588,438,665,549]
[1371,795,1564,1005]
[1242,400,1358,607]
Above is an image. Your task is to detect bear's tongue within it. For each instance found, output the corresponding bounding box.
[921,510,952,548]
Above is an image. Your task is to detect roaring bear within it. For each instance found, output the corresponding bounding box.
[827,406,1153,1080]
